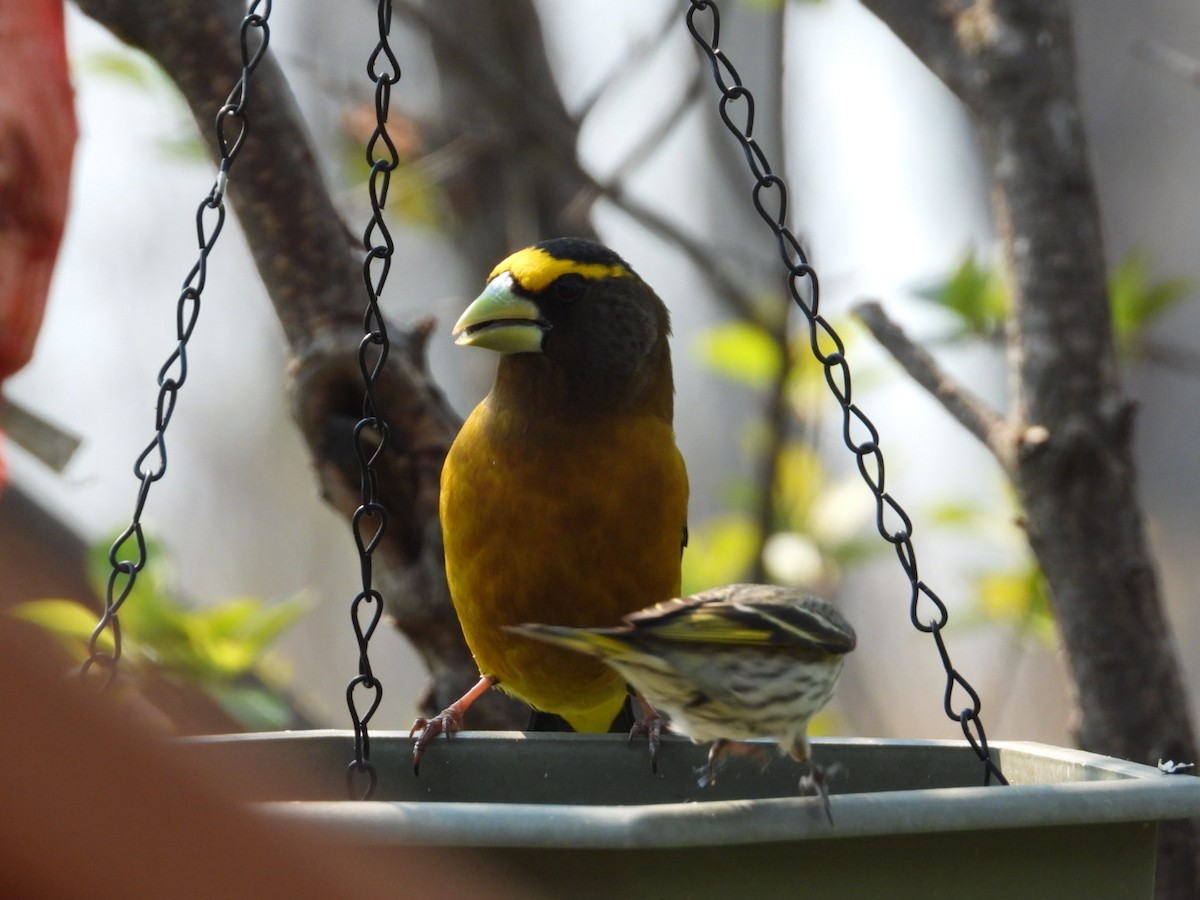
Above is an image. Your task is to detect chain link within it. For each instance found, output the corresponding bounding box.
[344,0,401,801]
[685,0,1006,787]
[82,2,274,690]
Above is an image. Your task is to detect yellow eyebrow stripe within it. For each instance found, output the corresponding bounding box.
[488,247,629,293]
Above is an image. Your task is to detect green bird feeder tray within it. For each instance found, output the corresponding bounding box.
[178,731,1200,899]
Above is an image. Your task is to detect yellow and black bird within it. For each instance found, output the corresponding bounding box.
[510,583,856,821]
[411,237,688,767]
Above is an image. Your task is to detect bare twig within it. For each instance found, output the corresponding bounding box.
[394,0,765,323]
[746,2,793,582]
[854,300,1014,468]
[1138,340,1200,377]
[1133,39,1200,87]
[571,2,682,122]
[748,332,792,583]
[587,66,704,194]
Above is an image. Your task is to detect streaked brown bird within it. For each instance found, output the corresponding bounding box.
[411,237,688,769]
[510,582,856,821]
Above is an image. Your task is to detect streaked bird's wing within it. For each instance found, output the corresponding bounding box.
[626,584,855,654]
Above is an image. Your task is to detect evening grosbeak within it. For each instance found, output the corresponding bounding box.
[411,237,688,768]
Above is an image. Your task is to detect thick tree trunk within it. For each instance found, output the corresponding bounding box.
[859,1,1199,895]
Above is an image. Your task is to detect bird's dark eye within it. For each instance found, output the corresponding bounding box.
[552,274,585,301]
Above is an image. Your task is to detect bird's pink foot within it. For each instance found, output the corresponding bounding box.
[627,691,668,772]
[409,708,464,775]
[628,711,666,773]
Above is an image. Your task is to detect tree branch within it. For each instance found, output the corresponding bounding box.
[396,0,765,324]
[854,300,1015,468]
[1133,39,1200,88]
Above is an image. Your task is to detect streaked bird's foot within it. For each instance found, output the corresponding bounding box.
[628,710,665,773]
[799,761,842,825]
[695,739,772,787]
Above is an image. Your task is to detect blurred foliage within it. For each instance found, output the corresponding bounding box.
[10,533,310,730]
[698,319,782,388]
[927,498,1056,647]
[974,566,1055,645]
[915,249,1191,356]
[910,248,1190,640]
[84,49,207,162]
[84,42,449,233]
[1109,251,1190,356]
[697,316,847,424]
[681,513,758,596]
[913,253,1008,340]
[693,253,1117,649]
[685,312,877,597]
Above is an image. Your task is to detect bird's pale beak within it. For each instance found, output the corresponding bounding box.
[452,272,546,354]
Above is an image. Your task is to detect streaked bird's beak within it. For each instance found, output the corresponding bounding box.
[452,272,546,354]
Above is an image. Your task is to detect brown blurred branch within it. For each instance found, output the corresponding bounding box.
[396,0,762,323]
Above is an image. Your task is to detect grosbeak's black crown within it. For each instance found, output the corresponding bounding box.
[533,237,632,272]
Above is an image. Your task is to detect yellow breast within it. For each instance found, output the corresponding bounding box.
[440,397,688,731]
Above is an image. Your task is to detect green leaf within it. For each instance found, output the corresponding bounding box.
[696,320,782,388]
[914,254,1008,338]
[21,532,310,730]
[190,598,264,639]
[236,594,313,652]
[1109,251,1190,355]
[182,594,313,679]
[78,532,310,685]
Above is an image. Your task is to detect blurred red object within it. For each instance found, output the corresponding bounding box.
[0,615,520,900]
[0,2,77,483]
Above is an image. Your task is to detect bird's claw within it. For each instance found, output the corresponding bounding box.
[628,712,665,773]
[799,761,841,825]
[695,738,728,788]
[409,709,463,775]
[695,740,771,788]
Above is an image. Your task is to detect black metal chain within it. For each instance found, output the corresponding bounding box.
[81,2,274,690]
[345,0,401,801]
[685,0,1006,787]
